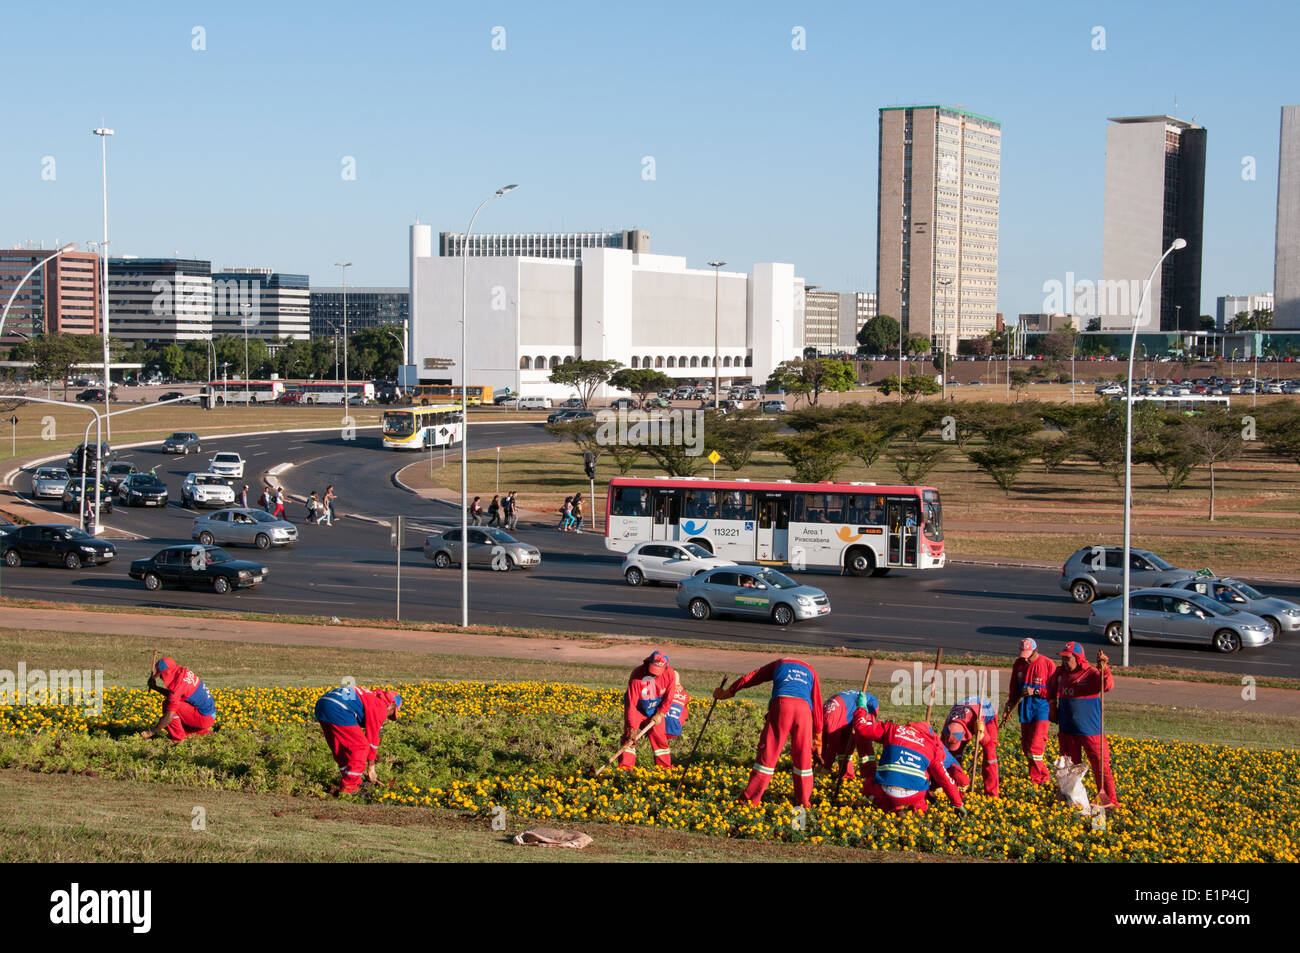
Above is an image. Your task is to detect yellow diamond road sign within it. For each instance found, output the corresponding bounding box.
[708,450,721,464]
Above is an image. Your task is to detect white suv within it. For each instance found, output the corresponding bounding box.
[182,472,237,508]
[504,396,552,409]
[621,540,737,586]
[208,452,245,478]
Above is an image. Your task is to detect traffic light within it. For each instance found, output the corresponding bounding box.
[583,451,596,480]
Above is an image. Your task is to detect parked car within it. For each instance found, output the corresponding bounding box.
[760,400,787,413]
[181,472,237,509]
[208,452,245,479]
[117,472,169,507]
[1088,588,1274,654]
[609,397,640,411]
[557,397,583,409]
[644,396,672,409]
[1168,577,1300,640]
[129,545,267,594]
[546,409,596,424]
[103,462,138,491]
[424,527,541,570]
[2,524,117,569]
[621,541,736,586]
[75,388,107,402]
[30,467,71,499]
[1059,546,1201,603]
[501,396,553,410]
[61,480,114,514]
[675,566,830,626]
[162,432,203,455]
[157,391,190,403]
[66,442,115,476]
[192,508,297,549]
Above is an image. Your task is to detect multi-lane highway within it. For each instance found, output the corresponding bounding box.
[6,424,1299,679]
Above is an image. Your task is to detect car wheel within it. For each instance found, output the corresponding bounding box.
[625,566,644,586]
[846,547,873,577]
[1214,628,1242,654]
[198,531,215,546]
[870,567,891,578]
[688,598,711,620]
[1104,621,1125,646]
[64,551,82,570]
[254,533,271,550]
[1263,616,1281,640]
[213,575,232,594]
[433,551,451,569]
[2,549,20,567]
[772,603,795,627]
[144,572,162,591]
[1070,580,1096,604]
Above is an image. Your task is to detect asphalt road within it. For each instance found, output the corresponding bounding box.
[6,425,1300,680]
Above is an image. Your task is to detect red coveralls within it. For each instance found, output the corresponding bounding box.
[730,658,823,808]
[1048,649,1118,807]
[153,659,216,742]
[1007,653,1056,784]
[820,690,879,780]
[857,720,964,814]
[941,700,999,796]
[619,658,679,769]
[315,687,401,793]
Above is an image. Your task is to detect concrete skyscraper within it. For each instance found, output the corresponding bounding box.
[1101,116,1206,332]
[1276,105,1300,329]
[876,105,1001,353]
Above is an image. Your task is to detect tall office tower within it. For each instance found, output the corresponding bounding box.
[0,248,101,345]
[876,106,1001,353]
[1101,116,1206,332]
[1276,106,1300,329]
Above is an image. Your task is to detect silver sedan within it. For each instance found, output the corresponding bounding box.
[1088,588,1274,654]
[1169,577,1300,640]
[191,507,298,550]
[424,528,540,570]
[675,566,831,626]
[31,467,71,499]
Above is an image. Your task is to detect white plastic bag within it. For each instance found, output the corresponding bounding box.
[1054,755,1091,812]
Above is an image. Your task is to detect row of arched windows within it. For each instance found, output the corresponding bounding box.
[519,354,754,370]
[519,355,576,370]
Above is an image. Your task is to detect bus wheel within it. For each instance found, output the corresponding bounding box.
[845,547,874,577]
[688,538,712,555]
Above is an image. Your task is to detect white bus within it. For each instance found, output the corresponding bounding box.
[291,381,376,405]
[208,380,285,404]
[605,476,945,576]
[381,404,463,449]
[1111,394,1230,412]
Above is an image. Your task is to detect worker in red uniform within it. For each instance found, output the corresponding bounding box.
[821,689,880,780]
[619,651,679,769]
[141,657,217,742]
[313,685,404,794]
[856,719,965,814]
[941,695,999,796]
[1003,638,1055,784]
[1047,642,1118,808]
[715,658,823,808]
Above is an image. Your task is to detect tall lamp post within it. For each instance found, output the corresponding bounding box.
[1121,237,1186,668]
[92,126,114,438]
[938,278,952,401]
[335,262,351,411]
[708,261,726,402]
[459,184,518,628]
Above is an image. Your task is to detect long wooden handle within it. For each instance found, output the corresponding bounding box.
[924,647,943,724]
[596,718,656,776]
[674,676,729,795]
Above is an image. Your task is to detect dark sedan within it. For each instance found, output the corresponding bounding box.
[2,524,117,569]
[117,473,169,507]
[61,480,114,514]
[129,545,268,594]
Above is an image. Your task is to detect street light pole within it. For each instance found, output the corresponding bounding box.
[92,126,114,439]
[335,262,352,411]
[459,184,518,628]
[709,261,726,403]
[1121,237,1186,668]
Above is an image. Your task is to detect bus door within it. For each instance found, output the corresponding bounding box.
[755,495,789,562]
[651,489,681,541]
[886,499,921,568]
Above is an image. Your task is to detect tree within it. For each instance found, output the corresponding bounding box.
[1009,369,1031,394]
[608,368,672,405]
[1084,317,1102,333]
[544,417,604,461]
[1198,315,1216,331]
[772,428,856,482]
[1073,401,1165,485]
[885,404,946,483]
[765,358,856,407]
[957,336,991,358]
[856,314,901,355]
[642,441,704,477]
[1041,327,1078,363]
[349,325,405,380]
[607,444,643,475]
[1257,405,1300,467]
[17,333,98,400]
[706,412,780,470]
[967,441,1035,495]
[1227,308,1274,333]
[549,359,622,409]
[905,334,932,358]
[1184,409,1245,520]
[878,375,940,402]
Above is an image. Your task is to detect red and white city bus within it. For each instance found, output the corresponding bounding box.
[604,476,944,575]
[207,379,285,404]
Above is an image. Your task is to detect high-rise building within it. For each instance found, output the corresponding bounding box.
[0,248,102,345]
[107,258,213,342]
[1217,293,1274,330]
[439,229,649,259]
[309,287,409,339]
[212,267,310,341]
[876,105,1001,353]
[1276,106,1300,330]
[1101,116,1207,332]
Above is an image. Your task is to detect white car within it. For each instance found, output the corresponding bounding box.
[621,540,738,586]
[502,396,552,410]
[208,452,245,479]
[31,467,71,499]
[181,472,237,508]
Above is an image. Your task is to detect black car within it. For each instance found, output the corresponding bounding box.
[66,442,115,476]
[157,391,188,402]
[2,524,117,569]
[129,545,267,594]
[61,480,114,514]
[76,388,107,402]
[117,473,169,507]
[162,432,202,454]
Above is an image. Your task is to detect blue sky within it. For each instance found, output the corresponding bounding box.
[2,0,1295,317]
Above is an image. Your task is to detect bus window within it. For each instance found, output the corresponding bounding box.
[611,486,649,517]
[683,490,718,519]
[822,494,844,523]
[718,491,753,521]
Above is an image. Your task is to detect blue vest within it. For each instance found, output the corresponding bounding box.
[663,696,687,737]
[771,660,814,710]
[315,686,365,726]
[186,679,216,718]
[877,744,932,793]
[1059,696,1103,736]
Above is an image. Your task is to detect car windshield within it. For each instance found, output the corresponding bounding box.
[214,454,239,462]
[37,469,68,479]
[62,528,92,540]
[484,529,518,544]
[753,568,799,589]
[1144,553,1174,570]
[169,433,189,440]
[1225,581,1264,599]
[683,543,712,558]
[110,464,133,473]
[195,475,224,486]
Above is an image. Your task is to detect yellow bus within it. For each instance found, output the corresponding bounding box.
[409,384,493,406]
[381,404,463,450]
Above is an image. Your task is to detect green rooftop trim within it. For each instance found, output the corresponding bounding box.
[879,105,1001,126]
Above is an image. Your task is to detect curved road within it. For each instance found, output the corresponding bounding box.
[6,424,1299,679]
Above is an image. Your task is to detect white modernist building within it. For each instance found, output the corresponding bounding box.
[408,224,804,399]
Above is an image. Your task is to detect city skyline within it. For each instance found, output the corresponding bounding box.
[2,2,1294,321]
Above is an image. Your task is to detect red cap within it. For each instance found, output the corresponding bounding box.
[1019,638,1037,659]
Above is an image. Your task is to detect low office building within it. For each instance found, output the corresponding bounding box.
[309,287,409,339]
[107,257,213,342]
[212,268,309,341]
